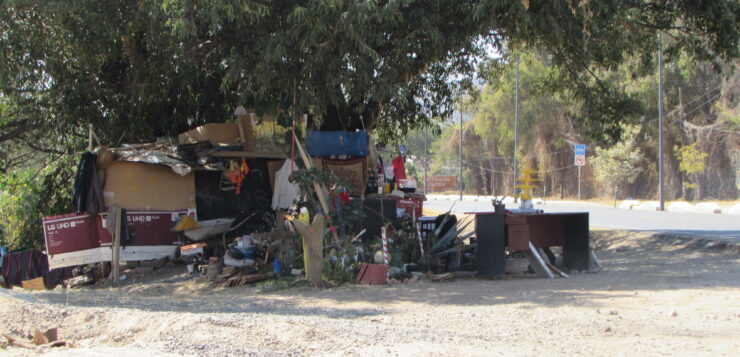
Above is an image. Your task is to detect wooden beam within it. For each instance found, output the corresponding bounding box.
[209,151,287,159]
[523,242,554,278]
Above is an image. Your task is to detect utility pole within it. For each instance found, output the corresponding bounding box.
[679,87,684,199]
[459,111,464,200]
[513,55,520,202]
[657,33,665,211]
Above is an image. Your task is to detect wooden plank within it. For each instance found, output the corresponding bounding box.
[208,151,287,159]
[523,241,554,278]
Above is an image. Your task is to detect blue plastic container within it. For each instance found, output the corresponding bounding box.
[306,131,369,157]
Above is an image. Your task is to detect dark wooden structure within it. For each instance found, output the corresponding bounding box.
[471,212,590,278]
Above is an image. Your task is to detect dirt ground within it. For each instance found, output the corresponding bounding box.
[1,230,739,357]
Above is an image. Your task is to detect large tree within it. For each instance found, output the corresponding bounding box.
[1,0,738,166]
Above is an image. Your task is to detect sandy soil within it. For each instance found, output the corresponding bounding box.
[1,230,739,357]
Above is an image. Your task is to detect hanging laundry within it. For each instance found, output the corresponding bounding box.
[72,152,105,215]
[392,154,406,181]
[228,159,250,195]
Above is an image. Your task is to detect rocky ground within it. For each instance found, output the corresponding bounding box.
[1,230,739,357]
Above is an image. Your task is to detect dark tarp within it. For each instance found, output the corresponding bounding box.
[1,249,74,289]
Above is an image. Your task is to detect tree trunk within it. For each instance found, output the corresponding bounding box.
[290,215,325,285]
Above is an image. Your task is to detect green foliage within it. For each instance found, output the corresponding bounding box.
[323,240,361,284]
[430,215,473,258]
[674,143,708,176]
[0,156,76,250]
[2,0,737,160]
[590,124,644,191]
[290,168,365,236]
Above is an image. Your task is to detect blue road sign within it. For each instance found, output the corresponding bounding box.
[574,144,586,156]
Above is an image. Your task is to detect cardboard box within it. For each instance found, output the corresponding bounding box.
[97,210,185,246]
[43,213,100,255]
[178,115,253,147]
[21,277,46,290]
[43,209,186,269]
[103,161,195,211]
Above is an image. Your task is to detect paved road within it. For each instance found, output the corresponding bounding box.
[425,199,740,241]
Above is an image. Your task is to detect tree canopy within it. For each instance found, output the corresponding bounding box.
[2,0,738,166]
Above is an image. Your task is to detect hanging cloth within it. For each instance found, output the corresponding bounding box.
[271,159,301,210]
[72,152,105,215]
[392,155,407,181]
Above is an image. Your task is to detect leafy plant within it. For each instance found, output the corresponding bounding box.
[674,143,708,200]
[0,156,76,250]
[430,215,474,258]
[591,124,644,204]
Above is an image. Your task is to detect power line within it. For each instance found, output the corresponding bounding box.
[461,159,577,175]
[667,86,722,124]
[481,148,571,161]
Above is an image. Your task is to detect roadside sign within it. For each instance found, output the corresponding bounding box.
[574,144,586,166]
[427,176,457,192]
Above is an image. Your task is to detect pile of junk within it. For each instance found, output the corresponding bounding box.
[0,106,461,290]
[2,106,598,291]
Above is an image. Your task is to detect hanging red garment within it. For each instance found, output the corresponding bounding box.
[392,155,406,181]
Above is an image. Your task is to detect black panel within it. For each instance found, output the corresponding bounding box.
[352,198,397,240]
[563,213,590,270]
[475,214,506,279]
[195,160,272,221]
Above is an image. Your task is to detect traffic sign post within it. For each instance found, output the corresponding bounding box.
[574,144,586,200]
[574,144,586,166]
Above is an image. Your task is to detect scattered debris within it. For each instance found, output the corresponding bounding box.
[220,273,273,288]
[2,328,74,350]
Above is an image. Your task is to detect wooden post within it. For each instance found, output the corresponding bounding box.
[111,207,122,285]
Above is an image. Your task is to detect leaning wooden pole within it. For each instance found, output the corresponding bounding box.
[292,131,339,243]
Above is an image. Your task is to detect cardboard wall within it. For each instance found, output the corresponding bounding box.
[103,161,195,211]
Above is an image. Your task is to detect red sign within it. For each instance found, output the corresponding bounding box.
[427,176,457,192]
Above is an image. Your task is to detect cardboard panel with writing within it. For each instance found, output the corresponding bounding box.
[43,214,100,255]
[97,211,185,246]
